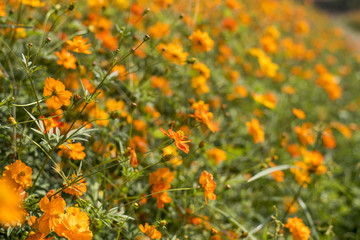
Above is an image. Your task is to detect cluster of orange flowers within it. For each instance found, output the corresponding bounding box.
[285,217,311,240]
[0,160,31,228]
[149,168,175,209]
[27,194,92,240]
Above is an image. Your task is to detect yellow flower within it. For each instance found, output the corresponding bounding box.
[22,0,45,7]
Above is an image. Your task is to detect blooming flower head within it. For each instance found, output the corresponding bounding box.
[126,147,139,168]
[66,36,92,54]
[38,196,66,235]
[63,175,87,197]
[293,108,306,119]
[199,171,216,205]
[0,178,27,228]
[252,92,277,109]
[206,148,226,165]
[54,207,93,240]
[246,118,265,144]
[148,22,170,39]
[43,77,72,109]
[322,128,336,149]
[294,123,315,146]
[149,168,174,209]
[157,42,188,64]
[139,223,162,239]
[0,1,6,17]
[284,217,310,240]
[189,30,214,52]
[2,160,32,190]
[149,168,175,191]
[55,49,76,69]
[160,122,191,153]
[58,141,86,160]
[190,101,219,133]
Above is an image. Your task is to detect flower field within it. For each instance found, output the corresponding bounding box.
[1,0,360,239]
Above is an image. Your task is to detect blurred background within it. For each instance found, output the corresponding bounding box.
[313,0,360,12]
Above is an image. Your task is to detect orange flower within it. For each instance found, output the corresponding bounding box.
[283,197,298,215]
[55,49,76,69]
[58,142,86,160]
[284,217,310,240]
[294,123,315,146]
[0,178,27,228]
[63,175,87,197]
[199,170,216,205]
[246,119,265,144]
[322,128,336,149]
[2,160,32,189]
[151,76,172,96]
[0,1,6,17]
[206,148,226,165]
[149,168,175,191]
[127,147,139,168]
[268,162,284,182]
[148,22,170,39]
[38,196,66,235]
[149,168,174,209]
[252,92,277,109]
[151,184,173,209]
[66,36,92,54]
[189,30,214,52]
[139,223,162,239]
[292,108,306,119]
[53,207,92,240]
[160,122,191,153]
[193,62,211,79]
[130,135,148,153]
[157,42,188,64]
[190,101,219,132]
[291,161,311,187]
[43,77,72,109]
[191,76,210,95]
[26,231,53,240]
[316,72,342,100]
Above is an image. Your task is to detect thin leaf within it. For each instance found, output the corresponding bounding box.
[247,165,294,183]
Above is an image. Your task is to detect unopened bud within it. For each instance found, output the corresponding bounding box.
[160,220,167,226]
[132,202,139,209]
[210,228,218,236]
[143,8,150,15]
[199,141,205,148]
[131,102,137,110]
[8,115,16,124]
[68,3,75,11]
[110,111,121,119]
[45,37,51,43]
[73,94,81,102]
[27,43,33,48]
[186,58,197,64]
[143,34,150,41]
[226,184,231,190]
